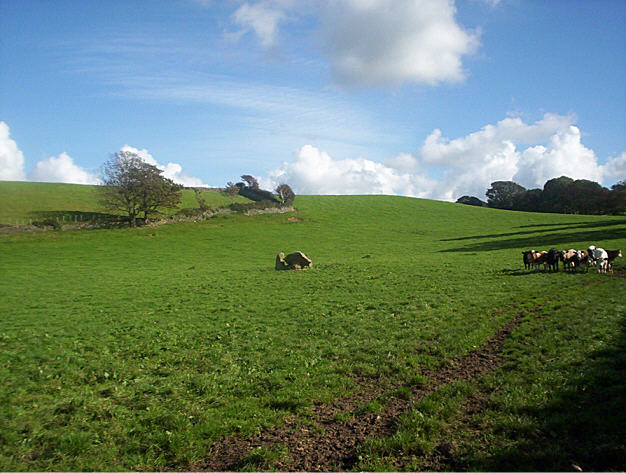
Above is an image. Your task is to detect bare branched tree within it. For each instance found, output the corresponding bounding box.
[222,181,240,204]
[240,174,259,189]
[100,151,182,226]
[275,183,295,206]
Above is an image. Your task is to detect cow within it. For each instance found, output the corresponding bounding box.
[560,249,578,271]
[588,245,609,273]
[522,250,535,270]
[546,248,560,272]
[576,249,591,273]
[606,249,622,273]
[532,251,548,271]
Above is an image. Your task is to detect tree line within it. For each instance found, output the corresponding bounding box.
[457,176,625,215]
[100,151,295,226]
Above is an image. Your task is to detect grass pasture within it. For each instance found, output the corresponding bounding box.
[0,181,242,226]
[0,186,624,471]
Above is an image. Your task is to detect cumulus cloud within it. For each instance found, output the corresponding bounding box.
[0,121,26,181]
[261,144,435,197]
[413,113,611,199]
[29,152,101,185]
[601,152,626,185]
[262,113,621,202]
[419,113,575,167]
[120,145,208,187]
[384,152,421,172]
[513,126,603,188]
[227,0,479,87]
[322,0,480,86]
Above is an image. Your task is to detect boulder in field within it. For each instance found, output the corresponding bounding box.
[275,251,312,270]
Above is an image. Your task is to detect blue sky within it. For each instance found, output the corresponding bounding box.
[1,0,624,200]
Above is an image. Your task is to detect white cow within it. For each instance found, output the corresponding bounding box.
[588,245,609,273]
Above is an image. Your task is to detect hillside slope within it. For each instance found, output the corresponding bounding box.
[0,189,624,470]
[0,181,241,224]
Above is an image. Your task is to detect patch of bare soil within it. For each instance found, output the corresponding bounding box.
[193,303,546,472]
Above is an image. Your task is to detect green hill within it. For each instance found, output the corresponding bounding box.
[0,184,624,471]
[0,181,241,225]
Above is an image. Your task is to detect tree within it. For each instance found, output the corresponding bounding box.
[240,174,259,189]
[221,181,240,204]
[456,195,486,207]
[275,183,295,207]
[541,176,574,213]
[100,151,182,226]
[236,175,279,203]
[486,181,527,209]
[513,188,542,212]
[607,180,626,215]
[570,179,607,214]
[194,188,209,211]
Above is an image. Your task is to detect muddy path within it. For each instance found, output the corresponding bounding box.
[192,299,556,472]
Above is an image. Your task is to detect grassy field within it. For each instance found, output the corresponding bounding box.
[0,181,242,225]
[0,184,624,470]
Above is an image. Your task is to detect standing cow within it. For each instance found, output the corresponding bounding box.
[606,249,622,273]
[546,248,560,272]
[588,245,609,273]
[522,250,535,270]
[560,249,578,271]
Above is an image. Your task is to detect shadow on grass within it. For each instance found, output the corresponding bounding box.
[441,226,626,253]
[30,210,125,223]
[442,219,626,243]
[499,268,545,277]
[515,219,626,229]
[500,268,599,277]
[473,316,626,471]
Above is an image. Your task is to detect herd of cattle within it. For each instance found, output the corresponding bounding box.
[522,246,622,273]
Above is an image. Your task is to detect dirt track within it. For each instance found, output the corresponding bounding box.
[193,302,545,472]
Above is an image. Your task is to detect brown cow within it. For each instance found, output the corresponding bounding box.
[560,249,578,271]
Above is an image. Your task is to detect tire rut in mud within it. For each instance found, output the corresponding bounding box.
[195,304,547,471]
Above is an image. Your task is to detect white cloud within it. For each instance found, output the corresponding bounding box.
[262,113,623,202]
[120,145,208,187]
[227,0,479,87]
[0,121,26,181]
[414,113,608,199]
[601,152,626,185]
[261,144,435,197]
[419,113,575,167]
[321,0,480,86]
[432,140,520,200]
[513,126,603,188]
[232,1,288,48]
[29,152,101,185]
[384,152,421,172]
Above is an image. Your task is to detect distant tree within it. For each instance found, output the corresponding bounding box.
[240,174,259,190]
[194,188,209,211]
[612,180,626,192]
[570,179,607,214]
[513,188,542,212]
[100,151,182,226]
[486,181,527,209]
[236,175,279,203]
[275,183,295,207]
[607,180,626,215]
[541,176,574,213]
[481,175,622,215]
[221,181,240,204]
[456,195,486,207]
